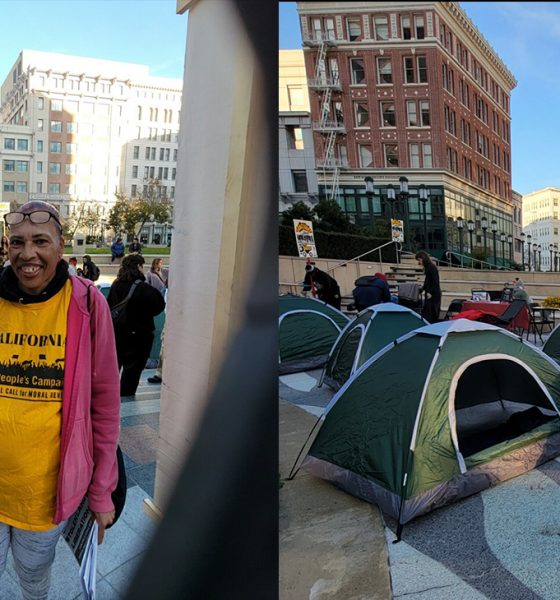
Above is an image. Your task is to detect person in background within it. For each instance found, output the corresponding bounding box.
[82,254,100,281]
[0,201,120,597]
[415,250,441,324]
[110,237,125,263]
[512,278,533,305]
[67,256,78,276]
[351,272,391,312]
[145,258,167,296]
[302,263,341,310]
[107,254,166,398]
[0,235,8,268]
[128,237,142,254]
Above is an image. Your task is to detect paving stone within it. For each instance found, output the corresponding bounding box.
[119,425,158,465]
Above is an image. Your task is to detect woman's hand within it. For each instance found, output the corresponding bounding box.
[92,510,115,544]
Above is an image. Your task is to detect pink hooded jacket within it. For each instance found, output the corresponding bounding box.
[52,276,120,523]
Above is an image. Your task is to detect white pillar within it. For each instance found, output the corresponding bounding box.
[153,0,270,510]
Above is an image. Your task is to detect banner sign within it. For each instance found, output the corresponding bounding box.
[293,219,318,258]
[391,219,404,243]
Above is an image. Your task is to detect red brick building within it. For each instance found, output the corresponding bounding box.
[297,1,517,262]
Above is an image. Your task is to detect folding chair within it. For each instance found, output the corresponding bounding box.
[484,299,527,336]
[444,299,466,320]
[526,303,555,344]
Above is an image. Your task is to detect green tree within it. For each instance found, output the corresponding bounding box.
[313,198,353,233]
[280,201,316,228]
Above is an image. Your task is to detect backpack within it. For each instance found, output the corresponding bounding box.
[110,279,141,329]
[90,262,100,282]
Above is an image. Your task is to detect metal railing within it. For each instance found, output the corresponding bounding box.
[442,251,516,271]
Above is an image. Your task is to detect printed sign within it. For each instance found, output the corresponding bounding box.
[391,219,404,243]
[293,219,318,258]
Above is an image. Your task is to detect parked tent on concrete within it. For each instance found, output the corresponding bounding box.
[279,295,350,375]
[321,303,427,390]
[302,320,560,538]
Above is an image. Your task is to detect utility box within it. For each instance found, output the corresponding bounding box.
[73,233,86,253]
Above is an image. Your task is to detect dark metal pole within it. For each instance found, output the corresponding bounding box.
[492,231,497,269]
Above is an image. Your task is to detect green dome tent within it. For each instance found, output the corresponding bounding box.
[302,320,560,538]
[543,323,560,363]
[279,295,350,375]
[321,303,427,390]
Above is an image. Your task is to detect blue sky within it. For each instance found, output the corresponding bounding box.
[0,0,187,81]
[279,2,560,196]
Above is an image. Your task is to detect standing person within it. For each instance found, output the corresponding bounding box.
[0,201,120,597]
[145,258,167,295]
[415,250,441,323]
[82,254,100,281]
[351,272,391,311]
[128,237,142,254]
[302,263,342,310]
[108,254,166,398]
[110,237,125,263]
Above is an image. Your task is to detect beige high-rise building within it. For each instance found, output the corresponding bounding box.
[0,50,182,242]
[522,187,560,271]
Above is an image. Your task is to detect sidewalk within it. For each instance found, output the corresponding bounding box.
[279,399,392,600]
[0,370,162,599]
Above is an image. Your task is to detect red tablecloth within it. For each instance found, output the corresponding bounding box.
[459,301,529,331]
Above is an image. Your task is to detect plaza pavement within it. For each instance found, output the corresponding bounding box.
[0,370,162,600]
[280,330,560,600]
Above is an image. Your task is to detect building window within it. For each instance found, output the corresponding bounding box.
[66,143,76,154]
[3,160,15,171]
[170,186,175,199]
[149,166,155,178]
[404,57,415,83]
[3,182,14,192]
[417,56,427,83]
[420,101,430,126]
[402,15,411,39]
[51,99,62,111]
[50,121,62,132]
[358,145,373,168]
[164,148,170,161]
[286,126,304,150]
[145,147,150,160]
[150,147,156,160]
[66,122,75,133]
[384,144,399,167]
[406,100,418,126]
[373,16,389,40]
[17,139,28,151]
[49,163,61,175]
[338,144,348,167]
[16,182,27,193]
[38,119,44,131]
[292,170,308,192]
[144,166,150,179]
[172,168,176,180]
[131,184,137,197]
[380,101,396,127]
[50,142,62,153]
[37,161,43,173]
[37,140,43,152]
[16,161,28,172]
[173,149,178,161]
[38,97,44,110]
[350,58,365,85]
[377,58,393,84]
[354,103,369,127]
[422,143,432,167]
[414,15,425,39]
[48,183,60,194]
[133,146,139,159]
[37,182,42,193]
[132,165,138,178]
[347,17,362,41]
[409,143,420,168]
[4,138,15,150]
[163,167,169,179]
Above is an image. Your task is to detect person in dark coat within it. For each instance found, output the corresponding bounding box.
[128,237,142,254]
[302,264,341,310]
[82,254,99,281]
[107,253,165,398]
[415,250,441,323]
[352,272,391,311]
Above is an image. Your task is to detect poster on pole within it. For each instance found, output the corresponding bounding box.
[293,219,318,258]
[391,219,404,243]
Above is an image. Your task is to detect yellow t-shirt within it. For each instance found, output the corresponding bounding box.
[0,281,71,531]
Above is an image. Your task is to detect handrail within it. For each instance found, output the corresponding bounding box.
[325,240,399,276]
[445,251,516,271]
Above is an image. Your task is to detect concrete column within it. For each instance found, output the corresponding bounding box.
[152,0,270,510]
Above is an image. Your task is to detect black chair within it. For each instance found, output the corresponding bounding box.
[478,299,527,335]
[526,303,555,344]
[444,299,466,320]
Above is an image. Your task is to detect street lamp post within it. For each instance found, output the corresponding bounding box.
[419,184,429,249]
[364,176,375,236]
[520,232,525,271]
[533,243,538,272]
[550,243,554,272]
[538,244,542,271]
[500,233,506,267]
[457,216,464,266]
[467,219,475,265]
[555,243,558,272]
[527,234,532,271]
[398,176,410,249]
[508,234,513,265]
[491,220,498,269]
[387,184,396,219]
[481,216,488,264]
